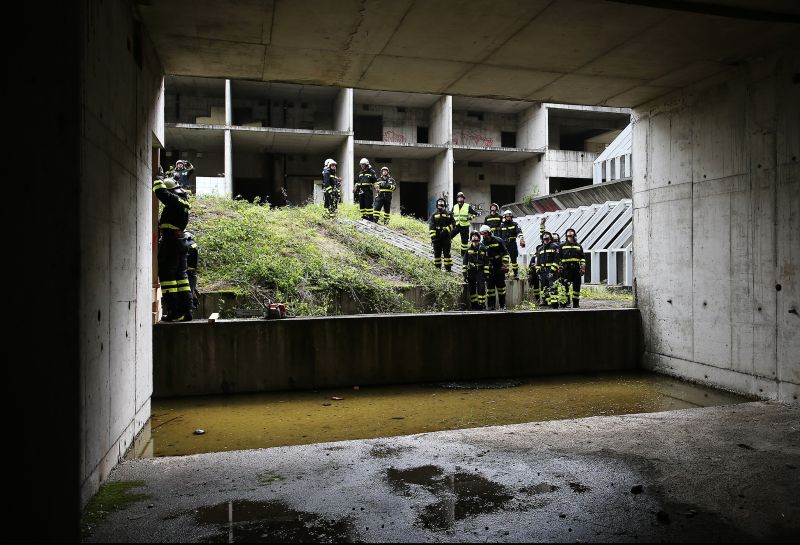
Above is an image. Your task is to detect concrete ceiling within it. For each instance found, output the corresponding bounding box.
[354,89,441,108]
[140,0,800,108]
[232,80,339,102]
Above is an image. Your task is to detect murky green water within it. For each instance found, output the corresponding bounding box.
[141,373,750,458]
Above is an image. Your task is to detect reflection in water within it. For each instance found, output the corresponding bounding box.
[385,465,515,531]
[195,500,355,543]
[145,373,750,457]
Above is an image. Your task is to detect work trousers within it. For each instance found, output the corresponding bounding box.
[466,269,486,310]
[451,225,470,257]
[528,265,542,302]
[324,189,338,216]
[506,242,519,277]
[356,190,375,221]
[538,269,559,309]
[373,195,392,225]
[432,231,452,271]
[562,265,582,308]
[158,230,192,321]
[486,263,506,309]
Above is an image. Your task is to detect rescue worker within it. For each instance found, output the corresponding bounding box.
[373,166,397,225]
[534,229,561,309]
[484,203,502,236]
[185,231,200,311]
[479,224,510,310]
[451,192,479,258]
[559,228,586,308]
[153,167,193,322]
[551,232,568,307]
[464,231,488,310]
[498,210,525,279]
[528,218,546,303]
[322,158,341,217]
[428,198,455,271]
[172,159,195,191]
[354,157,378,221]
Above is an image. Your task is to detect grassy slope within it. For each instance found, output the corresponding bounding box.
[189,197,463,316]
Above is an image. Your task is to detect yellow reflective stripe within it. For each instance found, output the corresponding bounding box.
[161,280,178,286]
[191,243,198,248]
[176,279,190,285]
[562,258,582,262]
[152,182,166,191]
[187,267,196,272]
[160,223,182,230]
[176,286,191,292]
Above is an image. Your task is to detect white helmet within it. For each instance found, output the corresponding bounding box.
[479,225,491,234]
[324,158,337,167]
[380,166,389,172]
[503,210,513,217]
[359,158,370,165]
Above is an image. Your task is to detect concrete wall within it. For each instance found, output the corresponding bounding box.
[334,89,354,196]
[153,309,642,397]
[430,148,454,211]
[633,51,799,402]
[518,155,547,198]
[452,110,517,147]
[430,95,452,146]
[79,0,162,508]
[454,162,520,213]
[545,150,598,179]
[355,104,430,144]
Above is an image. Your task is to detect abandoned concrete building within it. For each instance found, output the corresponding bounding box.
[11,0,799,542]
[164,77,629,216]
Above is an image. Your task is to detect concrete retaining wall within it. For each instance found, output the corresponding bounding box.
[633,51,799,402]
[154,309,642,397]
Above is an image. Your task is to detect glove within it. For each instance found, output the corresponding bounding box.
[580,268,586,275]
[519,240,526,248]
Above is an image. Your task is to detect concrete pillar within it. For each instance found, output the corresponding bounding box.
[430,95,452,146]
[518,103,546,150]
[591,252,601,284]
[624,249,633,287]
[519,155,546,200]
[624,153,632,178]
[334,88,354,197]
[614,156,622,182]
[338,136,354,199]
[430,148,453,214]
[605,160,612,184]
[607,251,618,285]
[224,79,233,196]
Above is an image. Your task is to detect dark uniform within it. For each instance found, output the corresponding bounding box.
[499,219,525,278]
[172,161,194,192]
[451,202,479,257]
[322,166,341,216]
[428,207,455,271]
[485,211,502,236]
[152,176,193,321]
[464,241,488,310]
[186,233,199,310]
[560,238,586,308]
[483,235,510,309]
[354,167,378,221]
[534,238,561,309]
[373,174,397,225]
[528,224,545,301]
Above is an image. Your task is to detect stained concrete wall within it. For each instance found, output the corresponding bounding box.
[454,162,520,213]
[154,309,642,397]
[74,0,164,516]
[518,104,547,150]
[545,150,598,179]
[633,51,799,402]
[355,103,430,144]
[452,110,517,147]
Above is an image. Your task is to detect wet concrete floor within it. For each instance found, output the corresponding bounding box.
[85,401,800,542]
[147,373,747,457]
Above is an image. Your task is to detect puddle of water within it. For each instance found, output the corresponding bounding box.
[146,372,751,457]
[194,500,355,543]
[384,466,515,531]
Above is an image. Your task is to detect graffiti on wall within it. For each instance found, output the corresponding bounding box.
[383,130,407,143]
[453,130,494,148]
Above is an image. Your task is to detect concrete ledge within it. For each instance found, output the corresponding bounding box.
[154,309,642,397]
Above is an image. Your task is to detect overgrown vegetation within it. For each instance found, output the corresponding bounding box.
[190,197,463,316]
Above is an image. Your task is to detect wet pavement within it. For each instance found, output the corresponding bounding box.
[84,402,800,543]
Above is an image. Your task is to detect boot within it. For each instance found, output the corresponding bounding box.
[572,299,580,308]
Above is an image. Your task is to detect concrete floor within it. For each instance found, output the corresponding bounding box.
[84,402,800,543]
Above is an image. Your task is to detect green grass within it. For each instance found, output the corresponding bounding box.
[579,286,633,301]
[189,197,463,316]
